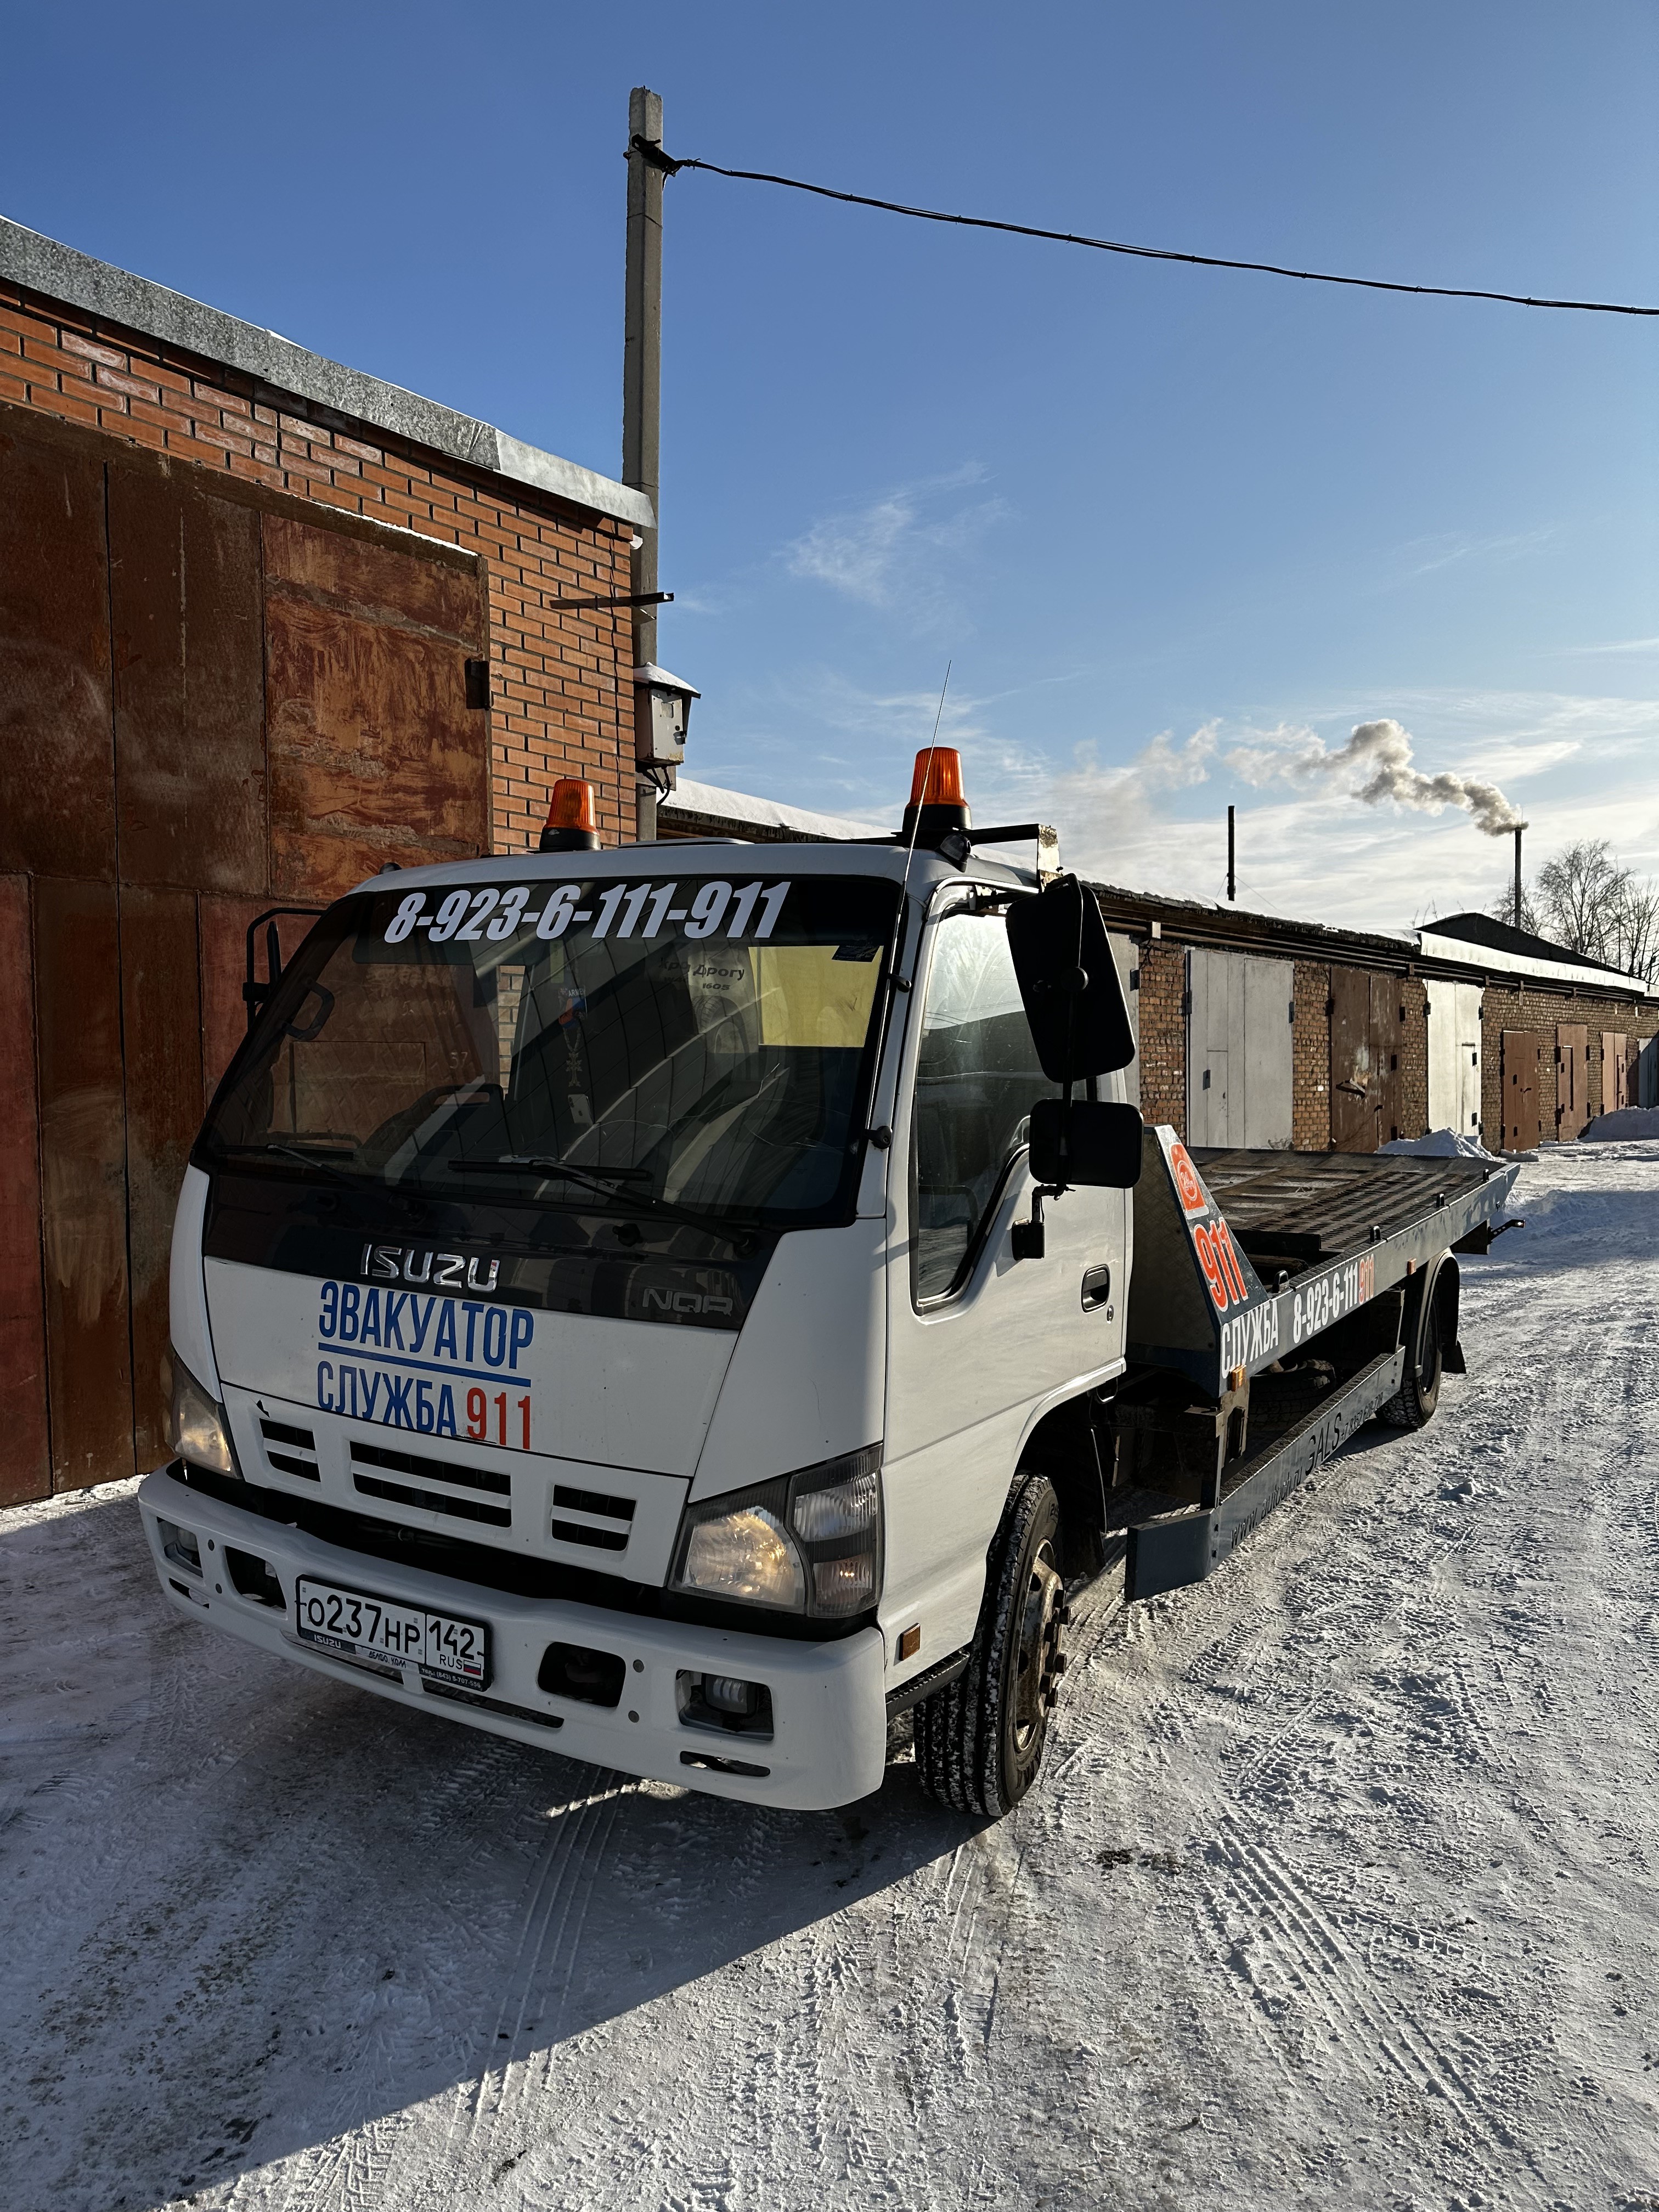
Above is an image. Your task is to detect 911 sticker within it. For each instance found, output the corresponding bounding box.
[381,879,793,947]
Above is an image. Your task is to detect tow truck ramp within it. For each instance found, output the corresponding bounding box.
[1118,1129,1518,1600]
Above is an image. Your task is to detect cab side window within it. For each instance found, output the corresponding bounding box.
[912,909,1055,1301]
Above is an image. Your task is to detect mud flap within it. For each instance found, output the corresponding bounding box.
[1125,1348,1407,1601]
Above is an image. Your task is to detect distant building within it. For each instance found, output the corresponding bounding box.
[661,778,1659,1154]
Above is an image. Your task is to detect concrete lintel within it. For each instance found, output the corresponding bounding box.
[0,215,654,532]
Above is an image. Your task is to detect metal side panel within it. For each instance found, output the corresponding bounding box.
[1125,1348,1406,1600]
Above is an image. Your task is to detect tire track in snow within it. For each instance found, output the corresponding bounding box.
[459,1776,628,2138]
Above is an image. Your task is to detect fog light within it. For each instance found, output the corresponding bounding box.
[156,1517,202,1577]
[676,1669,774,1739]
[704,1674,761,1717]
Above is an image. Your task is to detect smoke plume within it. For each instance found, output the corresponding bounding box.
[1229,718,1527,836]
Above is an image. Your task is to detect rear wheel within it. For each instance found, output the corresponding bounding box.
[1381,1261,1447,1429]
[915,1474,1069,1817]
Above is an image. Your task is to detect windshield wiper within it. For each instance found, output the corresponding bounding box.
[448,1155,753,1250]
[218,1141,360,1185]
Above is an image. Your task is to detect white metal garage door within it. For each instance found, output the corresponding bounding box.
[1108,929,1139,1107]
[1427,980,1483,1138]
[1186,947,1294,1148]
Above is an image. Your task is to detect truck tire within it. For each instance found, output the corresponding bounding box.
[914,1474,1068,1818]
[1380,1260,1447,1430]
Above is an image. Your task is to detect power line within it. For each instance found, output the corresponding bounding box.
[634,138,1658,320]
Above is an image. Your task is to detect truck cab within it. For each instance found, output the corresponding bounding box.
[142,760,1136,1812]
[139,753,1516,1816]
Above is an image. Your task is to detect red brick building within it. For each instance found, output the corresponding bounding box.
[1,216,653,1505]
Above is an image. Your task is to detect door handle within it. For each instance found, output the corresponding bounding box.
[1081,1264,1112,1312]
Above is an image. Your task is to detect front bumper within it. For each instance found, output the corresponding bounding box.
[137,1466,887,1810]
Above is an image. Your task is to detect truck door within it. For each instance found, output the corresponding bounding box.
[882,896,1129,1655]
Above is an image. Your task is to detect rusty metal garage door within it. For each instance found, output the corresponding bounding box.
[1555,1024,1588,1141]
[1502,1031,1543,1152]
[1601,1031,1629,1115]
[1330,969,1407,1153]
[1,413,491,1497]
[264,515,490,903]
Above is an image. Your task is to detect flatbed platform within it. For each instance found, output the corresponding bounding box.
[1192,1148,1492,1276]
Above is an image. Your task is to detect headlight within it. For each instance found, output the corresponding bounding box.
[166,1357,240,1479]
[680,1504,804,1610]
[670,1446,882,1619]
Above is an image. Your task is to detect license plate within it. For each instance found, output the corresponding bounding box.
[294,1576,490,1688]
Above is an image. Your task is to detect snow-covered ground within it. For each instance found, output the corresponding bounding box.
[4,1143,1658,2212]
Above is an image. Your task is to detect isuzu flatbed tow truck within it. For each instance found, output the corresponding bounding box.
[139,752,1519,1815]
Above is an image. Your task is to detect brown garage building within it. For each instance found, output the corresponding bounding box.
[663,783,1659,1151]
[1,218,654,1505]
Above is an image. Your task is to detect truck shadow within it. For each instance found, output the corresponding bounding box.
[4,1491,986,2211]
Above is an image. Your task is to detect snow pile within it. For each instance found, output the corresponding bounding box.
[1579,1105,1659,1143]
[1380,1127,1505,1162]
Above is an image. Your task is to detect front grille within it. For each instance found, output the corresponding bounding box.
[352,1474,511,1528]
[548,1519,629,1551]
[553,1482,635,1522]
[261,1417,319,1482]
[351,1440,510,1496]
[268,1452,321,1481]
[549,1481,634,1551]
[261,1418,315,1450]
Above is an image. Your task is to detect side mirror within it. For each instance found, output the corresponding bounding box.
[1006,875,1135,1081]
[1028,1099,1143,1189]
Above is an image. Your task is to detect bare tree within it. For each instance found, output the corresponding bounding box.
[1609,877,1659,986]
[1493,838,1659,985]
[1486,879,1541,935]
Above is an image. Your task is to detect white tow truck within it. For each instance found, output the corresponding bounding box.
[140,753,1519,1815]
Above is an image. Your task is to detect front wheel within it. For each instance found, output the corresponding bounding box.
[915,1474,1069,1817]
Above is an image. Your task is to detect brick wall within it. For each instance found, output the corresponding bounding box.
[1293,962,1331,1151]
[1135,939,1187,1136]
[1480,984,1659,1138]
[0,281,635,848]
[1400,978,1429,1139]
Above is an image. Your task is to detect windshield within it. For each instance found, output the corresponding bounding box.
[199,869,900,1230]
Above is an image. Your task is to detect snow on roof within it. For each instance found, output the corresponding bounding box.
[1425,911,1637,979]
[1416,924,1651,998]
[659,777,888,843]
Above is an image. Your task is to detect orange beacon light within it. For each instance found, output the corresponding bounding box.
[539,778,600,854]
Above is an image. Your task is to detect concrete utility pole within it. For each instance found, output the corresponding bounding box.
[624,86,664,841]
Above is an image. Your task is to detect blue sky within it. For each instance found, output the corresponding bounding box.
[6,2,1655,928]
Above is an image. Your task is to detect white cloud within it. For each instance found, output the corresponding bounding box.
[1553,635,1659,657]
[783,466,1006,631]
[1395,528,1552,580]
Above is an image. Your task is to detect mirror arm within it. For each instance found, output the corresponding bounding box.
[1011,1180,1065,1262]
